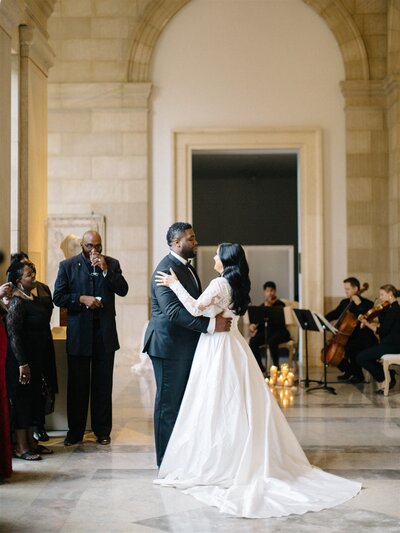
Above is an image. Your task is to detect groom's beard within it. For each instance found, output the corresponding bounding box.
[181,248,197,260]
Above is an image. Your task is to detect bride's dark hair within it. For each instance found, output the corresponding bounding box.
[218,243,251,316]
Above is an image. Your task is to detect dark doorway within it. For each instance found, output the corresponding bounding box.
[192,150,299,299]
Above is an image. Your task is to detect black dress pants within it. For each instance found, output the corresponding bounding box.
[337,334,378,379]
[249,329,291,370]
[150,356,193,467]
[67,328,115,440]
[356,343,398,383]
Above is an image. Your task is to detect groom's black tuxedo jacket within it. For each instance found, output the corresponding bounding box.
[143,253,210,359]
[53,252,128,356]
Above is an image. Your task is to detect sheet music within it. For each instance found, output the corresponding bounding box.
[313,312,338,335]
[292,309,322,332]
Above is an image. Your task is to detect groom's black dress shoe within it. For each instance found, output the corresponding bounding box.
[96,436,111,445]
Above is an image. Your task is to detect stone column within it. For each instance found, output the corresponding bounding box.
[341,80,389,294]
[0,1,21,278]
[19,24,54,280]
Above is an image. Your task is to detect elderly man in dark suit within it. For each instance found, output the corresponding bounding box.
[53,230,128,446]
[143,222,231,467]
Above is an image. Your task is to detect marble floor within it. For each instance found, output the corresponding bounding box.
[1,356,400,532]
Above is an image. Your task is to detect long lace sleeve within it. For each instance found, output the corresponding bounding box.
[169,277,231,317]
[6,297,28,366]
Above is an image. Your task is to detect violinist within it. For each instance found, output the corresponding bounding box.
[357,284,400,394]
[249,281,290,372]
[325,277,377,383]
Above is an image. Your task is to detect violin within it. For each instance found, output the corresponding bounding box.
[322,282,369,367]
[359,300,391,323]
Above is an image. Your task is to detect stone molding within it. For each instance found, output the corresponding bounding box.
[48,82,152,110]
[25,0,57,28]
[0,0,24,36]
[341,77,400,110]
[340,80,386,108]
[384,76,400,109]
[20,24,55,74]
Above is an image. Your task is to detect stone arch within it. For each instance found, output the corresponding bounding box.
[304,0,369,80]
[127,0,190,82]
[127,0,370,83]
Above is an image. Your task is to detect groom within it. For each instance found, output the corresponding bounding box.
[143,222,232,466]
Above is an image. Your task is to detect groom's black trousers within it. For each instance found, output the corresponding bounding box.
[150,356,193,467]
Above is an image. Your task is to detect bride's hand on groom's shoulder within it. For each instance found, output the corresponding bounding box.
[155,269,177,287]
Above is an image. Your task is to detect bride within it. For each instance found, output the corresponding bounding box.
[154,243,361,518]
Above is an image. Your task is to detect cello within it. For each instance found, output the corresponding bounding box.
[321,282,369,367]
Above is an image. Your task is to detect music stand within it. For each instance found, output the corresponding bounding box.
[248,305,285,371]
[306,312,337,395]
[293,309,323,388]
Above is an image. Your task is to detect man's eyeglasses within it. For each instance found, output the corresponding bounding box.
[82,242,102,251]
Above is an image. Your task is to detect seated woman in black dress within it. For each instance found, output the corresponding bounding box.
[6,261,53,460]
[356,284,400,395]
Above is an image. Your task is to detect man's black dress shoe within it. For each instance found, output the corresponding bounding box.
[349,376,366,384]
[33,430,50,442]
[96,436,111,445]
[337,373,352,381]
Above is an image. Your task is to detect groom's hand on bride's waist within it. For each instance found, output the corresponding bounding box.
[215,313,232,332]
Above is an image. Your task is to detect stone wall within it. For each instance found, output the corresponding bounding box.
[47,82,150,353]
[45,0,400,354]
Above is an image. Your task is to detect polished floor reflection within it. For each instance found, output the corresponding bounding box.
[1,356,400,532]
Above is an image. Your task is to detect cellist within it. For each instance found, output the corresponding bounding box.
[325,277,377,383]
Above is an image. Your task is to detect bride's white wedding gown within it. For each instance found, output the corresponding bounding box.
[154,277,361,518]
